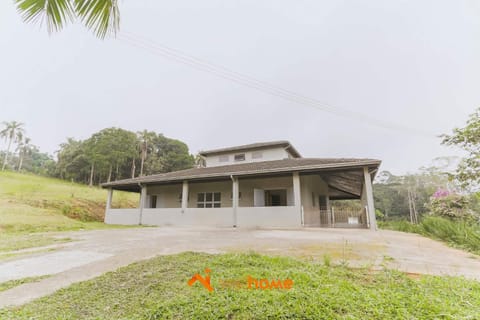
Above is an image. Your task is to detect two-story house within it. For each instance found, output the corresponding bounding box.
[102,141,381,229]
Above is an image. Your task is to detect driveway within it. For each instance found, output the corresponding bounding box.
[1,227,480,308]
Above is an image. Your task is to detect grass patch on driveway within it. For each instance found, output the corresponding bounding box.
[1,252,479,319]
[0,276,50,293]
[0,234,72,253]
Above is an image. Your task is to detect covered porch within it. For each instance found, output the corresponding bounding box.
[104,165,377,230]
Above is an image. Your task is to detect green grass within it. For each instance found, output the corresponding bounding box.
[0,276,50,293]
[380,216,480,255]
[1,252,479,319]
[0,171,138,253]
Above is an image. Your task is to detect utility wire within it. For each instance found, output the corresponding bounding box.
[118,31,437,138]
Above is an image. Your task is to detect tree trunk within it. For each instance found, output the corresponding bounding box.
[17,152,24,171]
[89,163,95,187]
[131,158,136,178]
[1,138,12,171]
[115,162,119,180]
[107,165,112,183]
[140,152,145,177]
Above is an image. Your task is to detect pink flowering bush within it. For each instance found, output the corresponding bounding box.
[432,188,451,199]
[428,190,471,219]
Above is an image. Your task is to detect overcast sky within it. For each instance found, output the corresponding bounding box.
[1,1,479,175]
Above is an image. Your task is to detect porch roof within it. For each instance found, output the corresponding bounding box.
[101,158,381,193]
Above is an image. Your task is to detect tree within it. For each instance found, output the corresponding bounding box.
[442,108,480,189]
[16,136,34,171]
[137,130,156,177]
[14,0,120,38]
[0,121,25,171]
[144,134,194,175]
[56,138,90,182]
[53,128,194,185]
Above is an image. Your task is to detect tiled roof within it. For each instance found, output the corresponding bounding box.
[102,158,381,189]
[198,141,301,158]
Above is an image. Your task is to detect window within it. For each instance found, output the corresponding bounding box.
[151,195,157,208]
[219,155,229,162]
[197,192,221,208]
[252,151,263,159]
[234,153,245,161]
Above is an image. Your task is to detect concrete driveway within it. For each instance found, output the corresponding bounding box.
[1,227,480,308]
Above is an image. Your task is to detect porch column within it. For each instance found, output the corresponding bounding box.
[106,188,113,210]
[292,172,302,225]
[181,180,189,213]
[232,177,239,227]
[363,167,377,230]
[139,185,147,225]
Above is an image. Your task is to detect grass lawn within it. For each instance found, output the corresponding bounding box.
[0,171,138,253]
[1,252,479,319]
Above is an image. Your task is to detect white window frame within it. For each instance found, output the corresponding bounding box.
[197,192,221,208]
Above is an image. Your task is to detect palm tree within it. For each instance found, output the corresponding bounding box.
[0,121,25,171]
[137,130,156,177]
[16,137,33,172]
[14,0,120,38]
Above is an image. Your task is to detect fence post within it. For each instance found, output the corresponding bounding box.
[332,207,335,228]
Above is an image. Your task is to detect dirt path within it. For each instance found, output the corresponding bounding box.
[1,227,479,308]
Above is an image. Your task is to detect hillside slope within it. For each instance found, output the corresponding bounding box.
[0,171,137,234]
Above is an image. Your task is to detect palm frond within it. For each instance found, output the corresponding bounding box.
[15,0,74,33]
[74,0,119,38]
[14,0,119,38]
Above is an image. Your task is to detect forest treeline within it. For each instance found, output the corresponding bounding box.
[0,123,194,185]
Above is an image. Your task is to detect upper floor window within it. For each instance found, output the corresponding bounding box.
[219,155,229,162]
[234,153,246,161]
[252,151,263,159]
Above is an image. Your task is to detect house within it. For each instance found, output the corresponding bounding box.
[101,141,381,229]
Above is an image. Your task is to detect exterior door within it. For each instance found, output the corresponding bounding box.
[254,188,265,207]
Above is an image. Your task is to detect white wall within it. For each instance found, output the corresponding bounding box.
[300,174,329,226]
[105,207,301,228]
[237,207,301,228]
[147,184,182,208]
[105,208,140,225]
[239,175,294,207]
[141,208,233,227]
[205,147,290,167]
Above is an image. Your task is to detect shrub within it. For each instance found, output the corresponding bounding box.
[428,194,472,220]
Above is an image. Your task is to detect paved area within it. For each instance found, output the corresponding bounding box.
[1,227,480,308]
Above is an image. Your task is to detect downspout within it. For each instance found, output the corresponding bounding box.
[230,175,237,227]
[138,183,144,225]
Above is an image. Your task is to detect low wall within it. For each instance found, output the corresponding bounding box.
[105,207,302,228]
[141,208,234,227]
[105,208,140,225]
[237,206,301,228]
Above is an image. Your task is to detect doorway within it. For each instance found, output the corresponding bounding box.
[265,189,287,206]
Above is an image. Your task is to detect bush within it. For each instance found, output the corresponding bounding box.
[381,216,480,255]
[375,209,385,221]
[428,194,472,220]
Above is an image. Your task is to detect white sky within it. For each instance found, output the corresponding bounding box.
[1,0,479,175]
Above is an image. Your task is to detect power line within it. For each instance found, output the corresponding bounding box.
[117,31,437,138]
